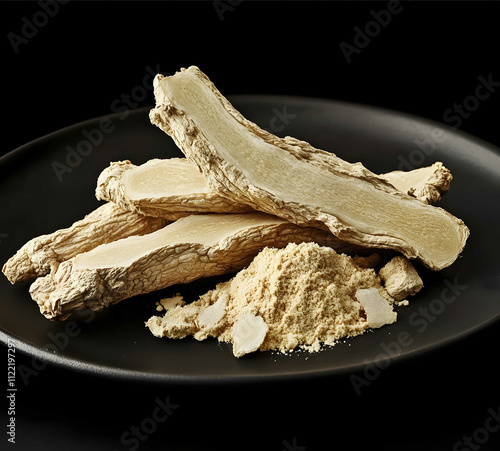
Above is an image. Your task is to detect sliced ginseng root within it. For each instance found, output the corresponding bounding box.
[2,202,168,284]
[379,162,452,205]
[97,158,453,222]
[150,66,469,270]
[96,158,252,220]
[30,213,352,321]
[146,242,397,357]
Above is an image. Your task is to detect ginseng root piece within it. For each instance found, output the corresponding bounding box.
[380,162,453,205]
[96,158,453,221]
[378,256,424,301]
[149,66,469,270]
[29,213,352,320]
[96,158,252,220]
[2,203,168,284]
[232,313,268,358]
[355,288,397,329]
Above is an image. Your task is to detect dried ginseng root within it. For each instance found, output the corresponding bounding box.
[149,66,469,271]
[30,212,353,320]
[97,158,453,220]
[96,158,252,220]
[378,256,424,302]
[379,162,452,205]
[2,202,168,284]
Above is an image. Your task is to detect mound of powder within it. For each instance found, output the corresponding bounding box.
[146,242,397,357]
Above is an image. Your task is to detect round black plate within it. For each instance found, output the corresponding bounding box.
[1,96,499,384]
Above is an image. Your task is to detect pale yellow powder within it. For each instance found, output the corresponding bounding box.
[146,242,396,356]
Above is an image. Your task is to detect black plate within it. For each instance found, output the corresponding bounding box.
[1,96,499,384]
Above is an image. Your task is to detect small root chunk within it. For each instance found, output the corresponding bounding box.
[232,313,268,358]
[379,256,424,301]
[355,288,397,329]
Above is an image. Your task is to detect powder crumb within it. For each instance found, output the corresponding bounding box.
[156,294,185,312]
[146,242,397,357]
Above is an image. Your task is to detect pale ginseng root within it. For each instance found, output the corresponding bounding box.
[149,66,469,271]
[4,156,451,285]
[96,158,453,220]
[2,202,169,284]
[95,158,253,220]
[379,162,452,206]
[378,256,424,302]
[29,212,354,321]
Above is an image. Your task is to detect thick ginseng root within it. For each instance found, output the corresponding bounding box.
[29,213,353,320]
[96,158,453,221]
[96,158,252,220]
[149,66,469,270]
[5,154,450,285]
[2,203,168,284]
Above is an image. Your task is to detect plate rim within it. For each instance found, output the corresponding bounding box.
[3,96,500,165]
[2,314,499,385]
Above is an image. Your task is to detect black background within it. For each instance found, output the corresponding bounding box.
[1,1,500,450]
